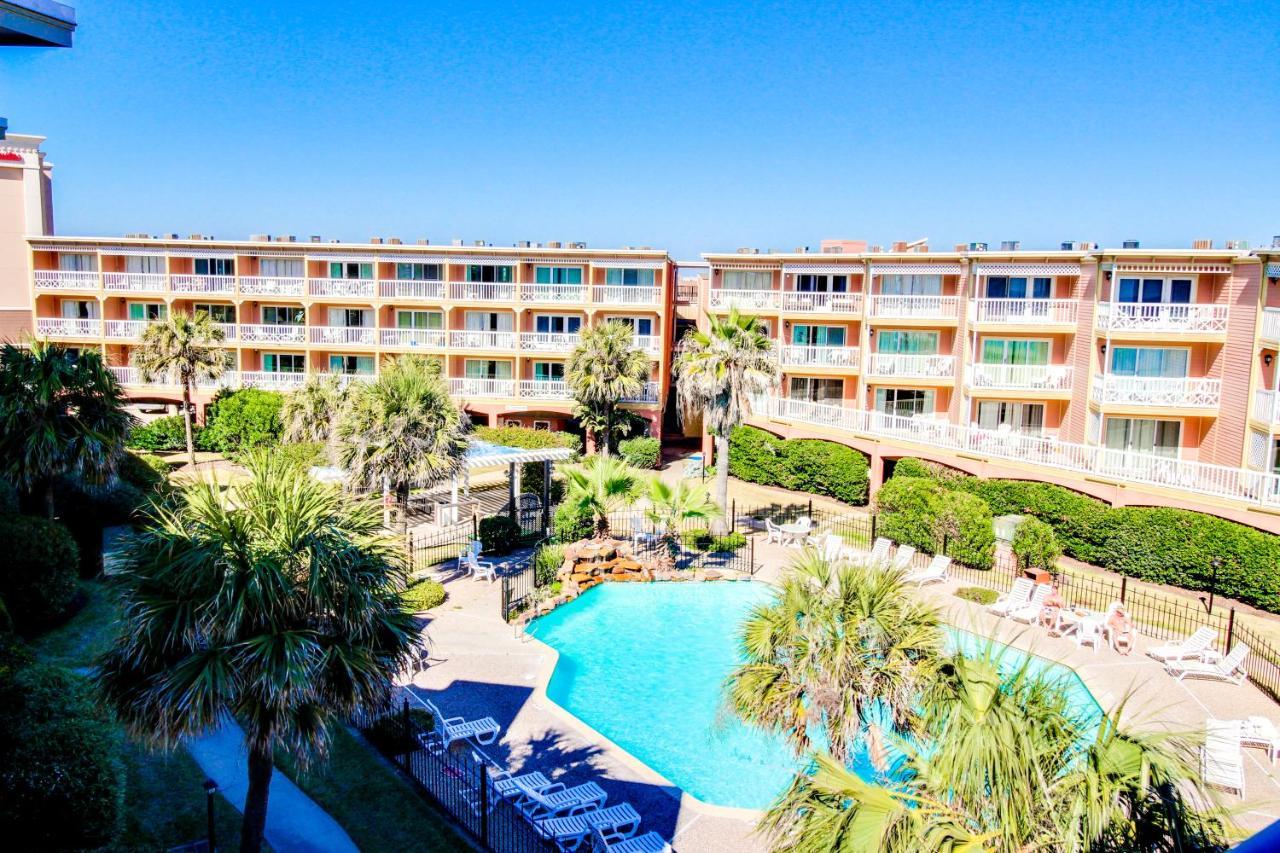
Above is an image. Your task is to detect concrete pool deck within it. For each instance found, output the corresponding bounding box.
[409,545,1280,851]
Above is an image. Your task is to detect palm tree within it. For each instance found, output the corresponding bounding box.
[675,308,778,528]
[95,451,421,853]
[643,477,720,569]
[560,454,640,539]
[566,321,650,456]
[132,310,228,466]
[282,373,350,467]
[0,340,132,518]
[338,355,468,532]
[726,553,943,767]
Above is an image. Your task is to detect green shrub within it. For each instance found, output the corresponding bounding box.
[116,452,171,493]
[534,543,566,586]
[478,515,521,556]
[937,490,995,570]
[521,462,566,506]
[889,457,936,480]
[0,479,18,514]
[0,515,79,632]
[402,579,447,612]
[681,528,748,552]
[552,502,595,544]
[127,415,191,452]
[199,388,283,454]
[53,478,147,577]
[729,425,869,505]
[274,441,325,469]
[365,708,434,756]
[473,425,581,454]
[1012,517,1062,572]
[955,586,999,605]
[875,476,946,556]
[619,437,661,470]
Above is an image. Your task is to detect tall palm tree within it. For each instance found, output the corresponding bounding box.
[726,552,943,767]
[132,310,228,466]
[95,451,421,853]
[560,454,640,538]
[282,373,350,467]
[0,340,132,518]
[338,355,468,532]
[643,477,720,568]
[675,308,778,528]
[566,321,650,456]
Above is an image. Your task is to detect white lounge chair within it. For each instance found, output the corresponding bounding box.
[1166,643,1250,685]
[821,533,845,563]
[866,537,891,565]
[1240,716,1280,765]
[537,802,642,852]
[988,578,1034,617]
[422,698,500,748]
[492,769,553,801]
[517,779,608,820]
[902,554,950,586]
[889,544,916,571]
[1008,584,1052,624]
[1146,627,1217,663]
[1201,718,1245,797]
[593,828,672,852]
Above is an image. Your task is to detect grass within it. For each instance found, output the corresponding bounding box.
[29,579,121,670]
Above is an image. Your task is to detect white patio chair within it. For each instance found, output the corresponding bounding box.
[988,578,1034,618]
[1075,618,1103,653]
[593,828,671,852]
[1166,643,1250,685]
[421,698,500,748]
[764,519,786,545]
[517,778,608,821]
[461,550,499,582]
[1240,716,1280,765]
[866,537,892,565]
[536,802,642,852]
[1201,718,1245,797]
[1146,627,1217,663]
[902,554,950,586]
[1008,583,1052,624]
[889,544,917,572]
[821,533,845,563]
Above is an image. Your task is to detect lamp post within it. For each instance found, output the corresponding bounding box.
[1200,557,1222,614]
[203,778,218,852]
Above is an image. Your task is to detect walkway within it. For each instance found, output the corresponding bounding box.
[187,718,359,853]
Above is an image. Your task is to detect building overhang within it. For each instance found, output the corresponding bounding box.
[0,0,75,47]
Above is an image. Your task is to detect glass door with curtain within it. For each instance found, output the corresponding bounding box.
[984,277,1052,299]
[1116,277,1193,305]
[792,325,846,347]
[464,311,513,332]
[128,302,167,321]
[877,330,938,354]
[1104,417,1181,458]
[464,359,512,379]
[975,401,1044,433]
[874,388,934,417]
[396,310,442,329]
[61,299,97,319]
[533,362,565,381]
[980,338,1049,365]
[1109,347,1189,378]
[788,377,843,404]
[879,274,942,296]
[796,274,848,293]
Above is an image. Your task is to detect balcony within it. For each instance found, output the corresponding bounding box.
[676,282,698,305]
[969,299,1078,326]
[239,276,306,297]
[518,380,572,400]
[1262,307,1280,345]
[449,378,516,398]
[708,289,780,311]
[309,326,376,346]
[309,279,377,298]
[448,282,517,301]
[967,363,1073,392]
[240,324,306,344]
[36,317,99,337]
[171,274,235,295]
[519,332,580,353]
[633,334,661,355]
[622,382,660,404]
[866,353,955,380]
[104,320,152,340]
[1254,389,1280,424]
[380,328,446,348]
[780,291,863,313]
[109,366,240,391]
[1091,374,1222,408]
[1095,302,1229,334]
[592,285,661,306]
[241,371,307,390]
[778,344,860,368]
[214,323,238,341]
[866,295,960,321]
[520,284,588,303]
[448,330,517,350]
[104,273,167,293]
[379,280,445,300]
[34,270,98,290]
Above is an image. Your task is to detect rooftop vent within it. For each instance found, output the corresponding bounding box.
[451,239,463,247]
[569,241,587,249]
[516,240,531,248]
[544,241,560,249]
[416,239,430,245]
[891,241,908,252]
[1272,235,1280,249]
[369,237,383,245]
[124,232,149,239]
[472,240,486,247]
[310,235,322,243]
[1122,240,1140,249]
[735,247,759,254]
[869,245,883,253]
[954,243,967,252]
[1192,238,1213,250]
[968,242,988,252]
[793,246,808,253]
[388,237,401,245]
[821,245,844,254]
[1226,240,1249,250]
[250,234,271,242]
[161,233,178,240]
[328,239,341,244]
[1000,240,1020,251]
[278,235,297,243]
[189,233,204,240]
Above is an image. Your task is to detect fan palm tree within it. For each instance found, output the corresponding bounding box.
[95,451,421,853]
[132,310,228,466]
[338,355,468,532]
[643,477,720,568]
[0,340,132,518]
[282,373,350,467]
[675,308,778,528]
[566,321,650,456]
[560,454,640,538]
[726,553,943,767]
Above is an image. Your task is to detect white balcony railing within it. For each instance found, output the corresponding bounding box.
[214,323,238,341]
[521,284,588,303]
[448,378,516,398]
[866,295,960,320]
[448,330,517,350]
[104,272,167,292]
[104,320,152,340]
[518,380,572,400]
[379,280,445,300]
[632,334,661,355]
[593,285,661,306]
[780,291,863,313]
[380,328,447,348]
[109,366,240,391]
[238,276,306,296]
[326,372,375,389]
[778,344,860,368]
[708,288,780,311]
[1254,389,1280,424]
[171,274,235,294]
[309,278,377,298]
[1095,302,1229,334]
[519,332,580,352]
[1091,374,1222,408]
[34,270,99,290]
[36,317,99,337]
[866,353,955,379]
[622,381,660,404]
[1262,307,1280,344]
[449,282,517,301]
[241,371,307,390]
[967,363,1073,391]
[969,298,1078,325]
[309,326,376,346]
[240,324,306,344]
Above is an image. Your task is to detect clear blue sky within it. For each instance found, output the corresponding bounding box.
[2,0,1277,258]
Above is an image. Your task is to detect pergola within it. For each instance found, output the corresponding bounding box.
[447,440,575,528]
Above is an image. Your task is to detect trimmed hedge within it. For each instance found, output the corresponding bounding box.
[874,476,994,569]
[956,586,999,605]
[127,415,192,452]
[402,579,447,612]
[200,388,283,454]
[619,437,661,470]
[552,502,594,544]
[117,452,172,492]
[0,515,80,632]
[473,425,582,454]
[478,515,521,556]
[729,425,870,505]
[681,529,747,553]
[1012,517,1062,572]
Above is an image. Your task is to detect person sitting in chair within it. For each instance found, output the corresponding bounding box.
[1108,605,1135,656]
[1039,585,1065,632]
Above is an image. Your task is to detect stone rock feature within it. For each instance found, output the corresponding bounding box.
[559,539,650,595]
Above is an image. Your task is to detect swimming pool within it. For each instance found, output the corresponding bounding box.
[527,581,1102,810]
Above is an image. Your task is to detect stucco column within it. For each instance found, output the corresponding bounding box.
[868,449,885,502]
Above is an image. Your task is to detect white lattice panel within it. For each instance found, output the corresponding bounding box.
[973,263,1082,276]
[1249,429,1270,470]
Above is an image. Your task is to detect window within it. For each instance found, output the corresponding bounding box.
[796,274,848,293]
[984,277,1051,299]
[395,262,442,281]
[1115,277,1193,305]
[879,274,941,296]
[721,270,769,290]
[263,353,305,374]
[980,338,1049,365]
[396,310,442,329]
[328,355,374,375]
[1104,417,1181,458]
[464,311,512,331]
[533,420,551,430]
[975,401,1044,433]
[127,302,167,321]
[606,316,653,336]
[125,255,165,274]
[874,388,935,417]
[877,330,938,354]
[58,253,96,272]
[194,303,236,323]
[194,258,235,276]
[1109,347,1189,378]
[505,419,524,428]
[1273,438,1280,476]
[60,299,97,319]
[262,306,304,325]
[328,308,370,327]
[791,325,846,346]
[533,362,565,381]
[259,258,303,277]
[466,265,513,283]
[329,262,373,280]
[534,315,582,334]
[788,377,843,403]
[535,266,583,285]
[464,359,512,379]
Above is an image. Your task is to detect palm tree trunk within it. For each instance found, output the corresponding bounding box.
[43,479,56,520]
[712,433,731,535]
[239,745,274,853]
[182,379,196,468]
[397,481,410,534]
[600,405,613,457]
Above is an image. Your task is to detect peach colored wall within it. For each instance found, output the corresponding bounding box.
[1203,264,1260,467]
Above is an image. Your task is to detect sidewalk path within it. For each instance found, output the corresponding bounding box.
[187,719,359,853]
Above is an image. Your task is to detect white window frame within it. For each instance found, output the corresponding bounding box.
[1102,416,1183,458]
[1114,275,1197,305]
[1107,345,1192,378]
[978,336,1053,365]
[261,305,304,325]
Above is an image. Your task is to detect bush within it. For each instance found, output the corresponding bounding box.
[127,415,192,452]
[478,515,521,556]
[955,586,999,605]
[365,708,435,756]
[874,476,994,569]
[116,451,172,493]
[402,579,447,612]
[729,425,870,505]
[0,479,18,514]
[937,490,995,570]
[473,425,581,454]
[274,441,325,470]
[552,501,595,544]
[1012,518,1062,572]
[681,529,748,552]
[534,542,566,586]
[199,388,283,454]
[619,437,661,470]
[53,478,147,577]
[0,515,79,633]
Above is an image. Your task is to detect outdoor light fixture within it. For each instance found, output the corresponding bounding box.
[204,779,218,852]
[1266,353,1274,367]
[1100,344,1107,354]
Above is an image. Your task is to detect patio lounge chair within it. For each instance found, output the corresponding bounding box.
[537,803,642,852]
[593,828,672,852]
[492,769,553,801]
[1240,716,1280,765]
[821,533,845,563]
[1166,643,1250,685]
[988,578,1034,617]
[902,554,950,586]
[1201,718,1246,797]
[1008,584,1052,624]
[517,779,608,821]
[1146,627,1217,663]
[422,698,501,748]
[889,544,917,571]
[866,537,891,565]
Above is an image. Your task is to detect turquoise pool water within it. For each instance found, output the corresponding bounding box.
[527,581,1103,810]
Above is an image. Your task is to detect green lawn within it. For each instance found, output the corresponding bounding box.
[29,579,121,670]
